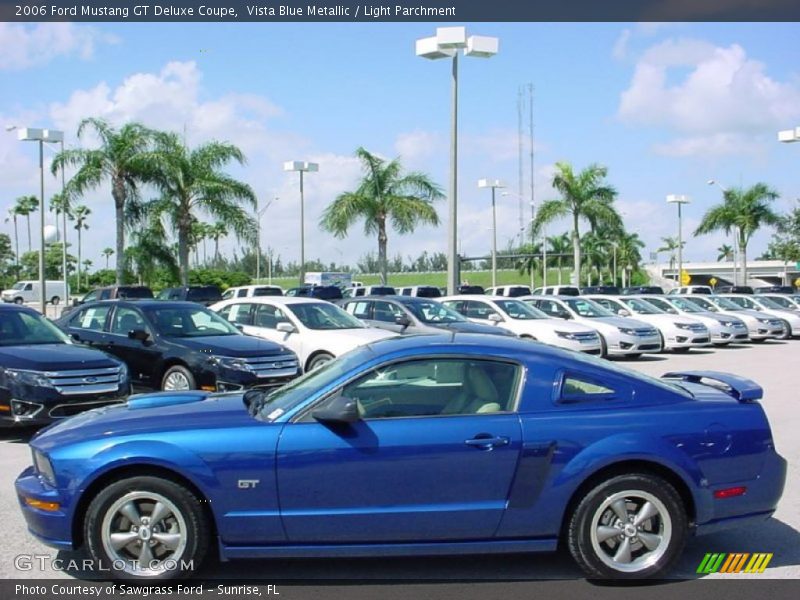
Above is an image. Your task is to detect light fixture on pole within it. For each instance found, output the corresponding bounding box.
[255,196,276,282]
[417,27,499,295]
[478,179,505,288]
[666,194,690,285]
[778,126,800,143]
[14,127,64,314]
[283,161,318,285]
[707,179,738,285]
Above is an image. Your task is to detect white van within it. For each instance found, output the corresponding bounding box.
[1,280,69,305]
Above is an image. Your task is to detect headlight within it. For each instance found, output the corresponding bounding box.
[757,318,772,324]
[674,322,693,330]
[5,369,52,388]
[209,355,251,372]
[618,327,636,335]
[32,449,56,485]
[555,330,577,340]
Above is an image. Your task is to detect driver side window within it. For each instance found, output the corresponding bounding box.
[329,358,520,420]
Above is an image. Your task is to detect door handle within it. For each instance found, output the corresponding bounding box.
[465,436,509,450]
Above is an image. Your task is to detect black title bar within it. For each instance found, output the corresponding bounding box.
[2,0,800,22]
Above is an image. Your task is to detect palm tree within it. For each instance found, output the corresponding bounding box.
[581,232,609,286]
[321,147,443,284]
[657,236,683,272]
[515,241,542,281]
[717,244,734,262]
[102,247,114,269]
[547,233,572,285]
[532,162,620,286]
[208,222,227,263]
[616,231,645,287]
[51,118,159,285]
[14,196,39,253]
[73,205,91,292]
[146,132,257,285]
[694,183,781,283]
[125,220,179,286]
[5,207,20,271]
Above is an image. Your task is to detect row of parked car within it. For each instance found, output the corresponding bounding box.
[2,277,798,429]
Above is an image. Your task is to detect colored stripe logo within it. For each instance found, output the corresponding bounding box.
[697,553,773,574]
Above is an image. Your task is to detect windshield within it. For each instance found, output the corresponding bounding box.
[256,346,375,421]
[621,298,662,314]
[11,282,26,290]
[287,302,364,330]
[253,287,283,297]
[563,298,615,318]
[0,310,69,346]
[146,306,240,337]
[668,298,705,313]
[406,301,465,324]
[754,297,783,310]
[708,296,744,310]
[118,287,154,299]
[495,299,547,320]
[767,296,797,309]
[684,297,718,312]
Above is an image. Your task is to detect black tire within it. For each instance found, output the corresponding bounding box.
[598,335,608,359]
[161,365,197,391]
[51,296,60,306]
[779,320,791,340]
[306,352,335,372]
[84,475,208,580]
[13,297,23,305]
[567,473,688,579]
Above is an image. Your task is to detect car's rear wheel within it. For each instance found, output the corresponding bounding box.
[84,476,208,580]
[567,473,687,579]
[13,297,23,305]
[161,366,196,391]
[307,352,335,371]
[778,320,792,340]
[598,335,608,358]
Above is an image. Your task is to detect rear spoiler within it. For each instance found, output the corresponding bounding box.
[661,371,763,402]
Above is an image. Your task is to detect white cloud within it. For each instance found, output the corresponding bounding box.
[394,130,443,165]
[617,38,800,157]
[0,23,117,70]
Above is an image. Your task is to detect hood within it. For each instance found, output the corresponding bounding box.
[540,319,596,334]
[31,391,255,451]
[433,321,515,335]
[164,334,286,357]
[632,313,698,327]
[0,343,119,370]
[584,316,653,330]
[314,327,397,346]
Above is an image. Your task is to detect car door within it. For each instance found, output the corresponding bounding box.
[65,305,113,347]
[276,356,523,543]
[370,300,407,333]
[342,300,376,327]
[105,305,160,385]
[246,303,301,352]
[463,300,502,326]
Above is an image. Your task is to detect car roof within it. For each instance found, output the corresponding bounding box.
[221,296,331,305]
[0,303,36,313]
[77,299,201,309]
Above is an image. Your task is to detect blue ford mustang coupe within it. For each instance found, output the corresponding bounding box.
[16,334,785,580]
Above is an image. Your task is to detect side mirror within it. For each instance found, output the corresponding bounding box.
[618,309,631,317]
[312,394,360,424]
[128,329,150,342]
[276,322,296,334]
[559,312,572,320]
[488,313,503,324]
[394,314,411,329]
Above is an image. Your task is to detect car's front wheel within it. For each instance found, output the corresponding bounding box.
[161,365,196,391]
[84,476,208,580]
[567,473,687,579]
[306,352,335,371]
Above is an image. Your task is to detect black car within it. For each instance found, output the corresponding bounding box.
[457,285,485,295]
[716,285,755,294]
[157,285,223,306]
[56,300,300,392]
[580,286,621,295]
[285,285,343,301]
[622,286,665,295]
[0,304,130,426]
[755,286,795,294]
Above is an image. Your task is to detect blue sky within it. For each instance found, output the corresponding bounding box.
[1,22,798,269]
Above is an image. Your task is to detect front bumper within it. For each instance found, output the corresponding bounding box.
[15,466,73,550]
[552,337,603,355]
[607,334,662,355]
[0,386,129,427]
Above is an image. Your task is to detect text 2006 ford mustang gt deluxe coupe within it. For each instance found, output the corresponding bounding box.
[16,334,785,580]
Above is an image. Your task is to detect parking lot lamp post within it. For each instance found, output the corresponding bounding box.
[417,27,499,295]
[778,126,800,144]
[283,161,318,285]
[13,127,64,313]
[611,241,618,287]
[666,195,690,286]
[255,197,276,282]
[478,179,505,288]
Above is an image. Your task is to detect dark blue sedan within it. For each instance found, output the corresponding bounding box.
[16,334,785,580]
